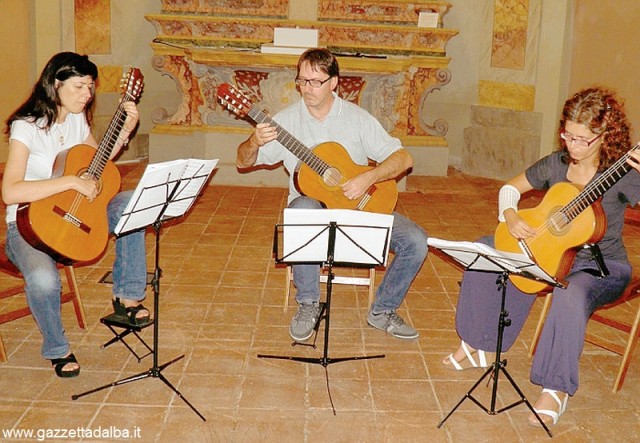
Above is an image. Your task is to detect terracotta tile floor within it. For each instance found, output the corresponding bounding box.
[0,162,639,442]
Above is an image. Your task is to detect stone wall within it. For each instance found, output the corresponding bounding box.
[462,106,542,181]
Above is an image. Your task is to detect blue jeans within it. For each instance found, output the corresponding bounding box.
[289,196,429,312]
[5,190,147,360]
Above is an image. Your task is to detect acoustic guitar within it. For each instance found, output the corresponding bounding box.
[217,83,398,214]
[494,143,640,293]
[16,68,144,264]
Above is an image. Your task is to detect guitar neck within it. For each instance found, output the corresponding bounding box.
[86,92,134,179]
[247,107,328,177]
[563,143,640,220]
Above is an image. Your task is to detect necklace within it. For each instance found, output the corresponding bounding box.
[54,125,65,145]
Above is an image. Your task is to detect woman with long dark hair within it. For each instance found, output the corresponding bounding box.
[3,52,149,378]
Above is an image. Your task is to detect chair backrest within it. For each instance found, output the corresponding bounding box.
[592,207,640,309]
[619,206,640,306]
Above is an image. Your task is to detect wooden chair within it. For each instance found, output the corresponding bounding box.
[0,249,87,362]
[283,265,377,312]
[528,207,640,392]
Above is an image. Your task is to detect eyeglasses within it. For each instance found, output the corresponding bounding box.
[294,77,332,88]
[560,131,603,148]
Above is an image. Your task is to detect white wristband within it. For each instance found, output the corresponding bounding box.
[498,184,520,222]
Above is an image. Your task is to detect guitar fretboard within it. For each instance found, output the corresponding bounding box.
[247,107,330,178]
[562,143,640,221]
[86,94,134,180]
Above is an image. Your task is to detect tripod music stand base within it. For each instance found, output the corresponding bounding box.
[436,361,552,438]
[257,302,385,366]
[257,353,385,367]
[71,353,206,422]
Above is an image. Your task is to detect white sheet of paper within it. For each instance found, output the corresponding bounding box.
[427,237,558,284]
[114,158,218,235]
[161,159,218,218]
[282,208,393,266]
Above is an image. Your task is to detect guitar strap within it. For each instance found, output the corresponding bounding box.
[582,243,610,278]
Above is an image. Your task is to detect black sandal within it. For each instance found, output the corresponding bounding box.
[50,353,80,378]
[112,297,151,326]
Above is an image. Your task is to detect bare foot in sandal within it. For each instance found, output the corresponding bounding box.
[113,297,151,326]
[50,352,80,378]
[528,388,568,426]
[443,341,492,370]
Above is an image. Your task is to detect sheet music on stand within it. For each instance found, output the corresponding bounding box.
[115,158,218,236]
[280,208,393,266]
[427,237,561,287]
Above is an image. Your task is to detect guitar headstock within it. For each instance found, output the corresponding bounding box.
[217,83,251,118]
[120,67,144,102]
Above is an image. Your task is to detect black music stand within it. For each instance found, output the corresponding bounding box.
[71,158,217,422]
[259,208,393,411]
[429,238,566,438]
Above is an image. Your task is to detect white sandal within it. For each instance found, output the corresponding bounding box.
[530,388,568,426]
[443,340,490,370]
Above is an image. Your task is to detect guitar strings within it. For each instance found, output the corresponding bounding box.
[225,86,348,189]
[357,193,371,210]
[66,99,130,218]
[89,99,129,178]
[520,143,640,251]
[249,107,333,179]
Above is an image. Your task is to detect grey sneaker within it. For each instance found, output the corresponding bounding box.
[289,303,321,342]
[367,310,419,340]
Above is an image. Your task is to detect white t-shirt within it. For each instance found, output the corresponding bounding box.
[256,93,403,203]
[6,113,90,223]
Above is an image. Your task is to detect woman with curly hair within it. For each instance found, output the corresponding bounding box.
[441,87,640,426]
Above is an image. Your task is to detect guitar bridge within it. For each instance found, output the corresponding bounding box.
[63,213,81,227]
[53,206,91,234]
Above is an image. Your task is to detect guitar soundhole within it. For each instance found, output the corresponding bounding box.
[322,167,343,187]
[548,209,570,235]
